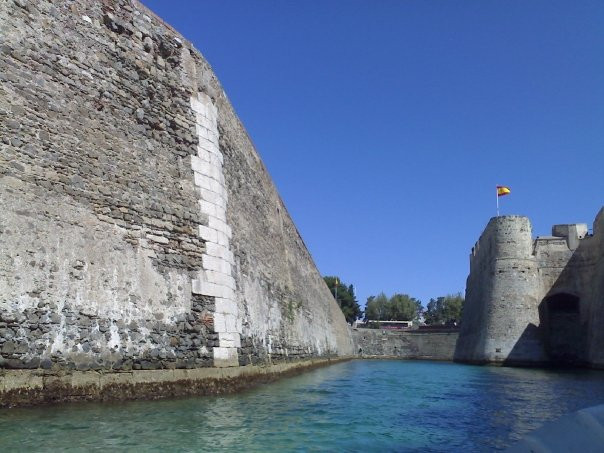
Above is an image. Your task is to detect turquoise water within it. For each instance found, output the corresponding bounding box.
[2,360,604,452]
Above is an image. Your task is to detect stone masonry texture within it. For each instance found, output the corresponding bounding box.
[0,0,353,397]
[455,208,604,367]
[352,329,458,361]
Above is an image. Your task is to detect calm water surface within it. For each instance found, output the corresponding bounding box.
[2,360,604,452]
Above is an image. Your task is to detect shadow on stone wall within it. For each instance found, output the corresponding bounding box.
[539,293,586,366]
[502,294,586,367]
[501,235,595,367]
[502,323,547,366]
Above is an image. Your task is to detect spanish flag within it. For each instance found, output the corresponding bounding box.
[497,186,511,197]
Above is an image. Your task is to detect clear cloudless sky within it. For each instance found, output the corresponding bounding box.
[142,0,603,309]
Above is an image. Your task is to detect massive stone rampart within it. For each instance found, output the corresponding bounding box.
[456,208,604,367]
[0,0,352,404]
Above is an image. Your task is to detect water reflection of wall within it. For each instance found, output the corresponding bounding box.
[3,361,604,451]
[463,366,604,449]
[487,367,565,441]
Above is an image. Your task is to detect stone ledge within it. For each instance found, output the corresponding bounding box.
[0,357,352,408]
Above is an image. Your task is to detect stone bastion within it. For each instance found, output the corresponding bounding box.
[0,0,353,406]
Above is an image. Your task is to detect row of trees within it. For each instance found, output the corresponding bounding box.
[365,293,422,322]
[424,293,464,325]
[323,276,464,325]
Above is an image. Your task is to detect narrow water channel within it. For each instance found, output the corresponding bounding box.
[2,360,604,451]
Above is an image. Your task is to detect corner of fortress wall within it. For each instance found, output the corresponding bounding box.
[0,0,352,402]
[456,209,604,367]
[586,208,604,366]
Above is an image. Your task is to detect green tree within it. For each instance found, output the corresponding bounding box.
[388,293,420,321]
[364,292,389,321]
[324,276,362,324]
[365,292,421,322]
[414,299,424,320]
[424,293,464,325]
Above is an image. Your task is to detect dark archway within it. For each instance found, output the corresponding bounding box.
[542,293,583,365]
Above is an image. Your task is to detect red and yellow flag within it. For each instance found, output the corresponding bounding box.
[497,186,511,197]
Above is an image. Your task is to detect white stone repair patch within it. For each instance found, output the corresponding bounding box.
[190,92,240,367]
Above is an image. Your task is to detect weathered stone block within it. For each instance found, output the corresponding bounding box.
[206,271,236,291]
[198,225,218,243]
[201,254,231,275]
[191,280,233,300]
[218,332,241,348]
[214,297,238,315]
[212,313,227,334]
[199,187,226,207]
[205,243,234,263]
[207,216,231,237]
[213,347,238,367]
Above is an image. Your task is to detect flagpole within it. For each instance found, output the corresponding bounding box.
[335,280,338,305]
[496,186,499,217]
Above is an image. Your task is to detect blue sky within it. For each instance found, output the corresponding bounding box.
[142,0,604,308]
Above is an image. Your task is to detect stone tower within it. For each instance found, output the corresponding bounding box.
[456,208,604,367]
[455,216,546,364]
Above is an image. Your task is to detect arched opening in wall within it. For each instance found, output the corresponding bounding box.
[542,293,583,365]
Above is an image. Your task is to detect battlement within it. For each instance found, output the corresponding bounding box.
[470,215,533,271]
[472,216,593,268]
[551,223,588,250]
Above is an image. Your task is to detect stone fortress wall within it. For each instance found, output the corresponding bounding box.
[352,329,458,361]
[455,208,604,367]
[0,0,352,404]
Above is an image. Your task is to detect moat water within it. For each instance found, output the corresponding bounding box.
[2,360,604,452]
